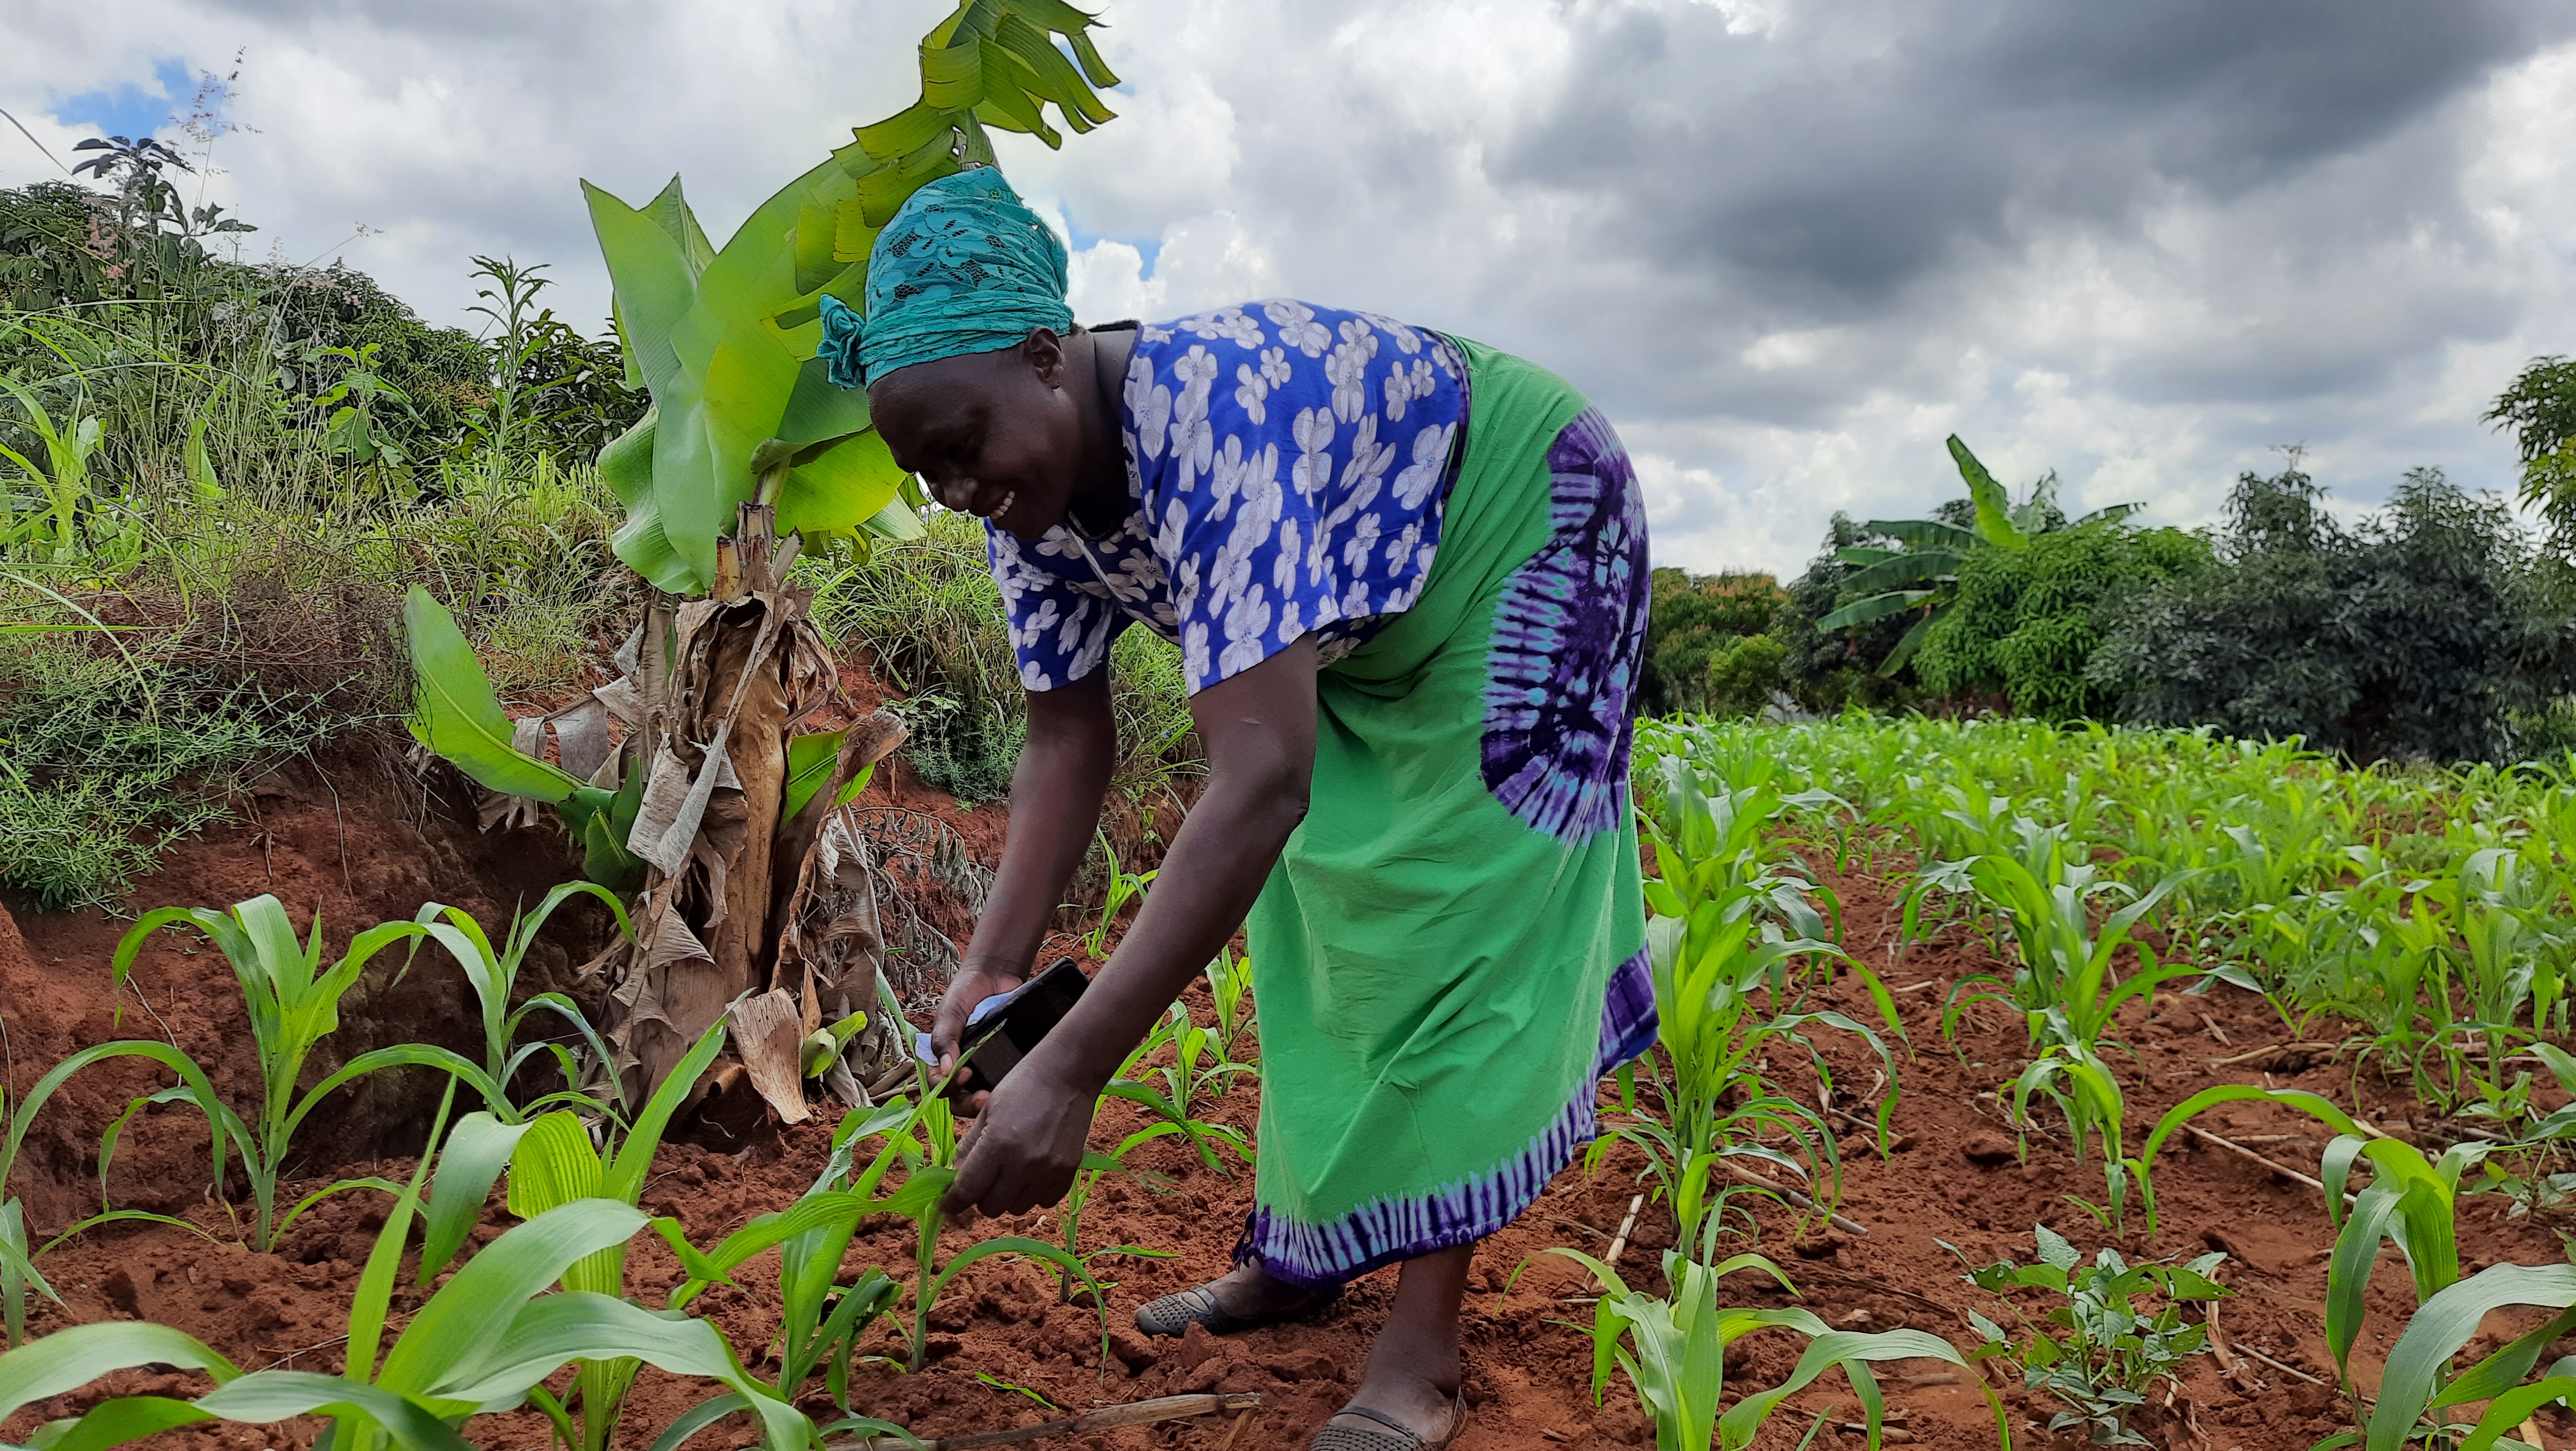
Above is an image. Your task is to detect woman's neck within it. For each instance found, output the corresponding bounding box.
[1069,328,1136,532]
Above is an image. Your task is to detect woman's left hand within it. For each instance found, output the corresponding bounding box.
[940,1054,1099,1218]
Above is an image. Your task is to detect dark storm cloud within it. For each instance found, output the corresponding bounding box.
[1502,1,2570,318]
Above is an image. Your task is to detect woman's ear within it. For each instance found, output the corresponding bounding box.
[1024,327,1071,388]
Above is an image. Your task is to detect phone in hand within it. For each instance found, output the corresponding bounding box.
[915,958,1090,1097]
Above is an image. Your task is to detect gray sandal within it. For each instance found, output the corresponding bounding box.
[1309,1395,1467,1451]
[1133,1282,1340,1338]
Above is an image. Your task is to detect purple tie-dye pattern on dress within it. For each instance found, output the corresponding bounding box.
[1479,407,1651,841]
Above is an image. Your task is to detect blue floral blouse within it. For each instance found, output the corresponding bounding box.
[986,300,1468,694]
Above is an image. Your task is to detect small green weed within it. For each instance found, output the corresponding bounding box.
[1951,1225,2228,1448]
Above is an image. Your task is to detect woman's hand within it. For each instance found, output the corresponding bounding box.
[929,960,1032,1108]
[940,1054,1098,1218]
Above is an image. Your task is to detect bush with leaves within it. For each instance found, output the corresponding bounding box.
[2090,462,2576,763]
[1914,522,2210,722]
[1639,568,1784,716]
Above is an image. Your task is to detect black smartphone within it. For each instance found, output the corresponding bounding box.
[945,958,1090,1095]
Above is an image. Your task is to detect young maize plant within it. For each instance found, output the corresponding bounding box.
[1544,1246,1986,1451]
[0,1045,217,1347]
[0,1090,811,1451]
[2137,1083,2499,1423]
[1625,752,1897,1263]
[106,894,506,1253]
[409,882,631,1122]
[881,1094,1108,1372]
[1202,946,1257,1080]
[1084,827,1157,960]
[2346,1263,2576,1451]
[414,1018,739,1451]
[1910,817,2198,1059]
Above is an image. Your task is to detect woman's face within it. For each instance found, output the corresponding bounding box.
[869,330,1083,543]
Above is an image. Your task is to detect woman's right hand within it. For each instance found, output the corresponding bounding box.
[929,960,1031,1109]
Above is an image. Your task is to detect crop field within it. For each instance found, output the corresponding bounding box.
[0,712,2569,1449]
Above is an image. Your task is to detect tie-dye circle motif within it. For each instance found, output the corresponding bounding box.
[1479,407,1650,841]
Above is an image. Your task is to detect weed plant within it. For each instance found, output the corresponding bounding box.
[1951,1226,2228,1448]
[0,633,336,905]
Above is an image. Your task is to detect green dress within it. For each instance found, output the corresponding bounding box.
[1236,339,1656,1284]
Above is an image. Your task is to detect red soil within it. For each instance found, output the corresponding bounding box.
[0,762,2567,1450]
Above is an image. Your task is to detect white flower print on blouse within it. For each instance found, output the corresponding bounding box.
[1168,345,1219,492]
[1125,352,1169,463]
[1264,299,1331,358]
[1326,318,1380,423]
[1392,420,1455,509]
[987,304,1468,695]
[1180,305,1266,350]
[1290,407,1335,503]
[1235,361,1270,425]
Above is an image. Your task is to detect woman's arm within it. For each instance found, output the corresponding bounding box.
[941,636,1319,1216]
[928,668,1118,1088]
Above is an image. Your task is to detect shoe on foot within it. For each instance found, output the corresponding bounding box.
[1309,1394,1467,1451]
[1133,1281,1340,1338]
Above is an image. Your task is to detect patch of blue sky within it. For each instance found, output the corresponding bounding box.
[1062,213,1160,279]
[53,58,191,143]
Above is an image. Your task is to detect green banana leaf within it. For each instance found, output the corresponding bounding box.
[782,729,881,824]
[1817,590,1935,631]
[583,2,1119,596]
[1948,435,2028,551]
[400,588,603,816]
[1839,552,1959,594]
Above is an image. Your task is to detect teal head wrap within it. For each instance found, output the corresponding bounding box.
[818,167,1071,389]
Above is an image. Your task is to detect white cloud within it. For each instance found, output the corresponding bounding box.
[4,0,2574,574]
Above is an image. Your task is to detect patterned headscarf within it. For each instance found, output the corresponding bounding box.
[817,166,1071,389]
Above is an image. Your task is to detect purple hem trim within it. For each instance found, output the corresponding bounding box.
[1235,948,1658,1290]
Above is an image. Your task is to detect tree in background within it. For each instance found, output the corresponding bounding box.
[2089,463,2575,763]
[1640,567,1784,715]
[2485,354,2576,549]
[1914,521,2210,722]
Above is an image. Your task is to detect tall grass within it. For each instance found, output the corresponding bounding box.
[0,290,630,905]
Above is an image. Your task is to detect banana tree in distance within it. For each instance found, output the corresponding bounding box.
[407,0,1123,1122]
[1819,434,2139,675]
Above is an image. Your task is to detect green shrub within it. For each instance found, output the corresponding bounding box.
[0,635,336,907]
[1915,523,2211,722]
[1640,568,1784,716]
[1705,632,1788,719]
[2090,465,2576,763]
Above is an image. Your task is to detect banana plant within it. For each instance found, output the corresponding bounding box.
[109,894,503,1253]
[1818,434,2140,675]
[405,1,1122,1120]
[0,1093,811,1451]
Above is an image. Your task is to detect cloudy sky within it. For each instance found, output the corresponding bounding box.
[7,0,2575,576]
